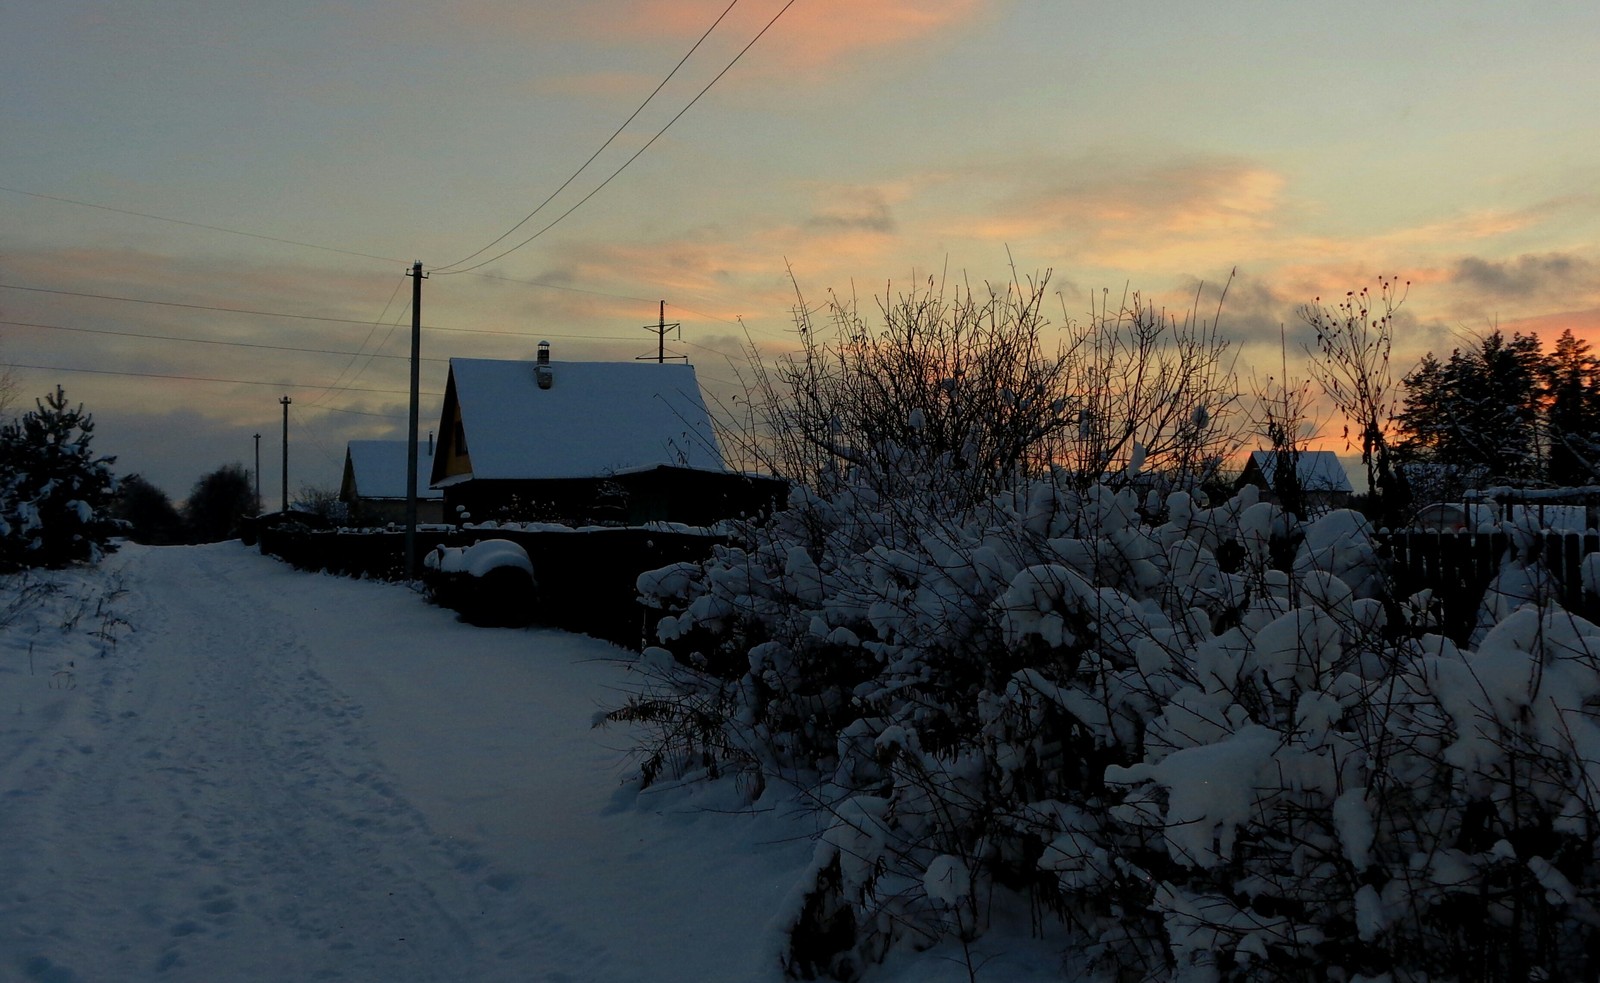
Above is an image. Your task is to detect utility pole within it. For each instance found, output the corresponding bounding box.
[405,261,427,578]
[636,300,685,363]
[279,396,292,512]
[253,433,262,514]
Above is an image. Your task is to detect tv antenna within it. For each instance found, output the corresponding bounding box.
[637,301,687,363]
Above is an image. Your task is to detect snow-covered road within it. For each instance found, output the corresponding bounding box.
[0,543,815,982]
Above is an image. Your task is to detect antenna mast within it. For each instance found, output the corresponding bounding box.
[637,301,686,363]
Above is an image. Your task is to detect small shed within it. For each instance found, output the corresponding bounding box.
[340,439,446,526]
[1235,449,1354,513]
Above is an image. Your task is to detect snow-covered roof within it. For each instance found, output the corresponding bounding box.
[1246,450,1354,493]
[440,357,724,482]
[345,440,443,500]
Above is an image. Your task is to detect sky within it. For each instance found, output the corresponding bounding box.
[2,0,1598,502]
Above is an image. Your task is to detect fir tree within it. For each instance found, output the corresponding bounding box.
[1543,328,1600,485]
[1396,331,1547,489]
[0,386,122,569]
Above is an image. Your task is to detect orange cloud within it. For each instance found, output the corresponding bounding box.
[955,157,1289,255]
[445,0,987,76]
[1501,307,1600,348]
[601,0,985,69]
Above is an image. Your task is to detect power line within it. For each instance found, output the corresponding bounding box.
[304,276,414,408]
[0,192,753,328]
[0,282,639,339]
[312,405,411,420]
[0,185,406,265]
[0,318,450,363]
[456,270,746,328]
[2,361,442,395]
[438,0,799,275]
[456,268,658,305]
[435,0,743,273]
[0,283,419,328]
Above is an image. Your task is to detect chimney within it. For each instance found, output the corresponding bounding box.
[536,340,553,389]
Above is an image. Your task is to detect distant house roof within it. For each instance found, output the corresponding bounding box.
[431,356,724,486]
[1242,450,1354,494]
[342,440,443,501]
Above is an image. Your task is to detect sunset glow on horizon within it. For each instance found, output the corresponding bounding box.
[2,0,1596,498]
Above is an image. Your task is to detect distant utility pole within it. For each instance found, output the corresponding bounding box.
[637,300,686,363]
[405,260,427,578]
[253,432,262,514]
[279,396,292,512]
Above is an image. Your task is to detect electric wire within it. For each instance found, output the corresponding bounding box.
[288,403,346,475]
[434,0,743,273]
[315,405,411,420]
[0,282,638,339]
[2,362,440,396]
[0,185,406,265]
[0,318,448,363]
[0,283,421,328]
[1,196,752,332]
[312,274,412,400]
[437,0,799,275]
[304,279,414,408]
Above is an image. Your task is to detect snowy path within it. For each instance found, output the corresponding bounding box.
[0,544,814,982]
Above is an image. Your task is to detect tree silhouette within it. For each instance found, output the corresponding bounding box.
[184,463,256,543]
[0,386,122,569]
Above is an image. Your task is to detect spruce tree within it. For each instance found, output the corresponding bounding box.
[1543,329,1600,486]
[0,386,122,569]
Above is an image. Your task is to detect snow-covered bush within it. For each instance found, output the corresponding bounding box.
[0,386,122,571]
[612,271,1600,979]
[619,473,1600,980]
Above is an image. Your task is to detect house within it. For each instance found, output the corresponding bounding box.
[429,343,783,526]
[340,439,446,526]
[1235,449,1354,513]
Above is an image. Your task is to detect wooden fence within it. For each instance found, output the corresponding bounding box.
[256,522,723,650]
[1380,530,1600,642]
[255,521,1600,651]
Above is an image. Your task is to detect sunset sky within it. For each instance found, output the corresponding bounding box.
[3,0,1597,501]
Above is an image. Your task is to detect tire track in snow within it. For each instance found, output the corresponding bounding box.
[1,545,615,982]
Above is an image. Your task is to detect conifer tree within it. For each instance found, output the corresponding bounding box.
[0,386,122,569]
[1543,328,1600,485]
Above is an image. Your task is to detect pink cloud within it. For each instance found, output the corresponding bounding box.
[446,0,986,75]
[1501,307,1600,348]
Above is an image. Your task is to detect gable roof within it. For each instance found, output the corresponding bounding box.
[1244,450,1354,493]
[343,440,444,501]
[433,357,724,485]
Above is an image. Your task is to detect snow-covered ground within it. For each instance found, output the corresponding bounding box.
[0,543,1066,982]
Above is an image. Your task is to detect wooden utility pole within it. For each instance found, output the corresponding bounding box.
[636,300,685,363]
[405,261,427,578]
[279,396,292,512]
[253,432,262,514]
